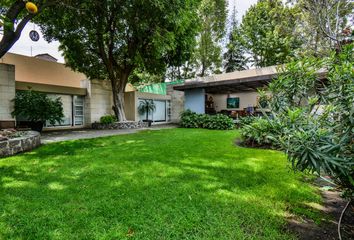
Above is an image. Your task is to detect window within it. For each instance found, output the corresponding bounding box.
[73,96,84,126]
[45,94,72,127]
[138,99,170,122]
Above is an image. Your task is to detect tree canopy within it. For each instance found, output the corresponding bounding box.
[194,0,227,76]
[223,8,248,72]
[37,0,200,121]
[241,0,301,67]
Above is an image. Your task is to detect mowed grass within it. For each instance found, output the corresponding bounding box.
[0,128,322,239]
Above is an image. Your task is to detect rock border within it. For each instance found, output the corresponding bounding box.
[92,121,149,130]
[0,131,41,157]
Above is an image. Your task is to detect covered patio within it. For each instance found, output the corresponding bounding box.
[173,66,277,118]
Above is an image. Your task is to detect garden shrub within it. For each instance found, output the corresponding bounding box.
[180,110,200,128]
[238,116,257,127]
[12,90,64,125]
[180,110,234,130]
[240,117,281,148]
[247,44,354,195]
[100,115,117,124]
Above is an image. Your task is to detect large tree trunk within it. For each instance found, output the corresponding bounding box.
[111,81,127,122]
[0,31,21,58]
[110,68,132,122]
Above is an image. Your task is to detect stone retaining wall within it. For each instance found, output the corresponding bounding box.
[0,131,41,157]
[92,121,149,130]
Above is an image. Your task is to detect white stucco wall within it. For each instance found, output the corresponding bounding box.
[167,85,184,123]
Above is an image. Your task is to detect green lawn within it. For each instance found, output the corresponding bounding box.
[0,128,322,239]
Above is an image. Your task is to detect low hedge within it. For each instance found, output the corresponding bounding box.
[180,110,234,130]
[100,115,117,124]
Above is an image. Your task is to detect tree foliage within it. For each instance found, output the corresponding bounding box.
[293,0,354,55]
[223,8,248,72]
[12,90,64,125]
[266,44,353,194]
[241,0,301,67]
[37,0,200,121]
[194,0,227,76]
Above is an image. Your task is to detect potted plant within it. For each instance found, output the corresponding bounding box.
[138,100,156,127]
[12,90,64,132]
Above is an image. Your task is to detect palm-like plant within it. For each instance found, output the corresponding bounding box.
[138,100,156,122]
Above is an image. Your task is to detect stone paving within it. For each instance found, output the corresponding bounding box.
[41,124,177,144]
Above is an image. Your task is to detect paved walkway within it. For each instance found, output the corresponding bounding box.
[41,124,177,144]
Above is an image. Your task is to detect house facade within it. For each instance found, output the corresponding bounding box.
[0,53,172,130]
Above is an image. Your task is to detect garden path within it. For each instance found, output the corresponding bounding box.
[41,124,177,144]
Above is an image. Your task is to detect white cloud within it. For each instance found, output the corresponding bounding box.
[229,0,257,21]
[4,0,257,64]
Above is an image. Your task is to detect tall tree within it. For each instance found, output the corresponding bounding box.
[294,0,353,54]
[37,0,200,121]
[241,0,301,67]
[195,0,227,76]
[223,8,248,72]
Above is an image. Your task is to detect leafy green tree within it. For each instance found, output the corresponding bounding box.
[223,8,248,72]
[241,0,301,67]
[36,0,200,121]
[195,0,227,76]
[293,0,353,55]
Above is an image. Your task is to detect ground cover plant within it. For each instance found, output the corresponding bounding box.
[0,128,323,239]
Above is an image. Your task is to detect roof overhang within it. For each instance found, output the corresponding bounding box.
[16,81,87,96]
[174,73,277,94]
[173,66,327,94]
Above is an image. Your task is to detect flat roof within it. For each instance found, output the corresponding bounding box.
[174,66,327,94]
[174,66,277,93]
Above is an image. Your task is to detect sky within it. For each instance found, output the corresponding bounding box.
[5,0,257,63]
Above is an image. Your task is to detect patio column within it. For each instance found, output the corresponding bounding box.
[184,88,205,114]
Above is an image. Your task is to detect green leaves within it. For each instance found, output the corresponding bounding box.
[11,90,64,125]
[37,0,200,82]
[240,44,353,193]
[100,115,117,124]
[180,110,234,130]
[266,44,353,193]
[194,0,227,76]
[241,0,301,67]
[223,9,248,73]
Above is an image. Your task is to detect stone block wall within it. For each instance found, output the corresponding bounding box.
[167,85,185,123]
[85,79,114,125]
[0,64,16,128]
[0,131,41,157]
[92,121,148,130]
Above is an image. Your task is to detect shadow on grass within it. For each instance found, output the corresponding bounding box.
[0,129,322,239]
